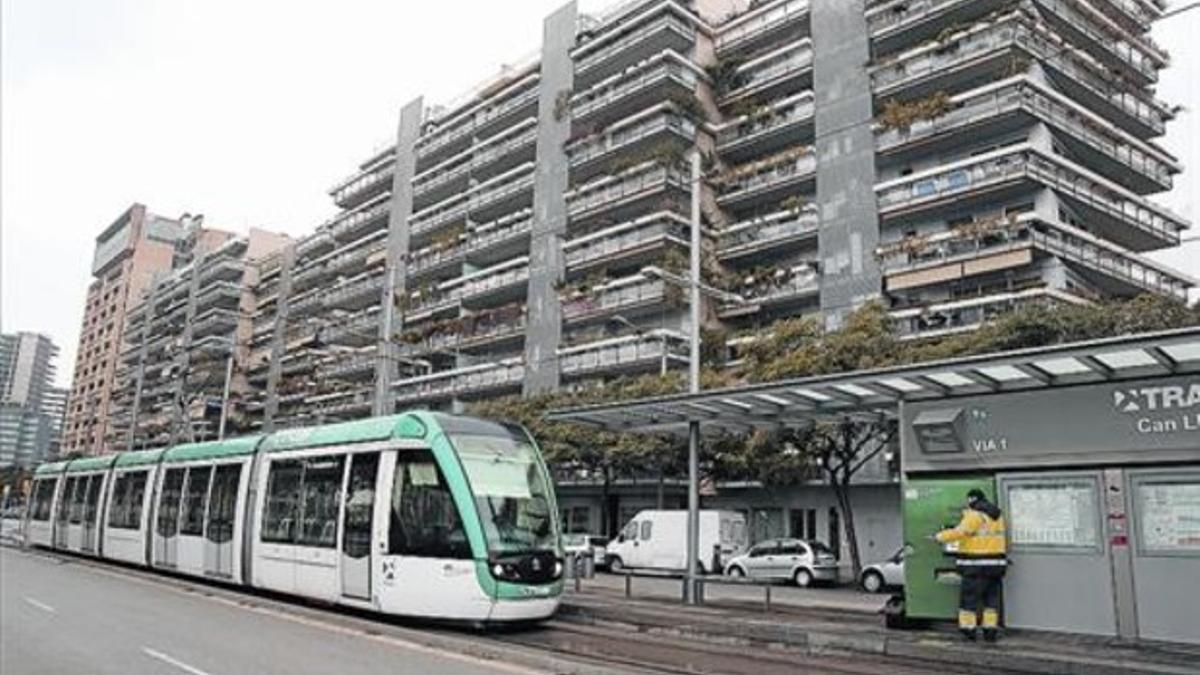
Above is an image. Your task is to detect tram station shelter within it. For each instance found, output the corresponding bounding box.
[549,327,1200,645]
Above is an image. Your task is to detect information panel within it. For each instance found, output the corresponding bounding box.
[1137,481,1200,553]
[1007,480,1099,549]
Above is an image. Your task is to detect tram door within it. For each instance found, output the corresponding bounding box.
[341,452,380,600]
[155,469,186,567]
[54,477,74,548]
[204,464,241,579]
[81,475,104,553]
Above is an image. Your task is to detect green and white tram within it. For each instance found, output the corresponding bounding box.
[24,412,564,623]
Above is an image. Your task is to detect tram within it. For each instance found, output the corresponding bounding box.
[24,412,564,623]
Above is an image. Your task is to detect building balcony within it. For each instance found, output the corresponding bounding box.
[199,258,245,285]
[326,235,387,278]
[407,237,465,282]
[289,289,324,318]
[463,209,533,268]
[564,211,688,274]
[289,260,329,294]
[1090,0,1161,32]
[416,116,477,171]
[574,11,697,89]
[468,163,535,223]
[874,145,1188,251]
[718,206,819,262]
[716,0,810,58]
[877,216,1192,299]
[469,121,538,184]
[1030,0,1163,85]
[720,39,813,106]
[716,146,816,212]
[392,359,524,405]
[874,78,1177,195]
[718,264,820,317]
[318,351,377,382]
[308,387,374,419]
[716,91,814,162]
[567,107,695,183]
[412,154,472,210]
[400,306,526,357]
[324,274,385,312]
[280,351,319,377]
[567,162,689,228]
[891,286,1088,339]
[560,330,687,379]
[191,308,240,339]
[295,231,335,259]
[331,163,395,210]
[571,51,702,128]
[562,276,668,326]
[867,0,1015,55]
[320,310,379,348]
[409,195,469,243]
[869,11,1170,139]
[472,81,540,141]
[456,258,530,310]
[194,281,241,312]
[328,196,391,243]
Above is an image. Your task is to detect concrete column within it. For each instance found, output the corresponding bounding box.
[813,0,883,330]
[263,245,295,432]
[170,255,204,445]
[374,97,423,416]
[524,1,577,396]
[127,279,160,451]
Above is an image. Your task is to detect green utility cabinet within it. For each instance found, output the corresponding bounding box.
[901,475,995,620]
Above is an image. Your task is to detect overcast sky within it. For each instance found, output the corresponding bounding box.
[2,0,1198,386]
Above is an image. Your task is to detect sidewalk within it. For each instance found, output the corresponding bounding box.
[561,576,1200,675]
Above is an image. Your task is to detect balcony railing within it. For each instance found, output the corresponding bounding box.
[891,286,1086,339]
[289,289,324,317]
[722,40,812,101]
[329,198,391,241]
[569,111,695,171]
[458,260,530,304]
[401,309,527,356]
[874,145,1186,246]
[324,274,384,310]
[728,265,820,306]
[567,162,688,221]
[875,79,1175,192]
[719,207,819,259]
[309,387,374,417]
[717,0,809,55]
[869,12,1169,135]
[465,209,533,258]
[565,212,688,269]
[718,149,816,206]
[1033,0,1161,82]
[575,13,696,83]
[320,353,377,381]
[571,54,700,122]
[468,165,535,218]
[562,277,666,323]
[332,163,394,207]
[560,331,687,377]
[321,311,380,346]
[716,92,814,151]
[327,237,387,276]
[392,359,525,403]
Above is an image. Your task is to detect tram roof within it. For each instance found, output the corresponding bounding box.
[33,461,70,476]
[163,435,265,463]
[258,413,430,454]
[64,455,119,474]
[547,326,1200,435]
[113,447,168,467]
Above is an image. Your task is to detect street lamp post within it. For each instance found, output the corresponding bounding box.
[685,149,702,605]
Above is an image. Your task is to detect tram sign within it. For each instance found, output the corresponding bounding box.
[902,375,1200,474]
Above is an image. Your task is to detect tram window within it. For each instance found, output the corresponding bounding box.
[342,453,379,559]
[180,467,213,536]
[125,471,148,528]
[30,480,56,521]
[388,450,470,559]
[68,477,87,524]
[262,460,303,544]
[107,474,130,528]
[156,469,186,538]
[56,478,75,523]
[296,455,344,548]
[206,464,241,545]
[84,475,104,526]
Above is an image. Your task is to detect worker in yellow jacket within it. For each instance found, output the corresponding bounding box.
[936,488,1008,642]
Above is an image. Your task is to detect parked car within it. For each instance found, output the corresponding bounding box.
[562,533,609,569]
[860,546,907,593]
[605,510,747,574]
[724,538,839,587]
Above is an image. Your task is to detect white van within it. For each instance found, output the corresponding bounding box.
[605,510,747,574]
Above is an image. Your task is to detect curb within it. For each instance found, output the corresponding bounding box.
[559,599,1198,675]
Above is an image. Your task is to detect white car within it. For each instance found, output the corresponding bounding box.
[860,547,907,593]
[724,538,839,587]
[562,533,609,570]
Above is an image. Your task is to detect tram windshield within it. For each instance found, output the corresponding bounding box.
[453,431,556,556]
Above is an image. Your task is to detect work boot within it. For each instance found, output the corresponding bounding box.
[960,629,977,642]
[982,629,998,644]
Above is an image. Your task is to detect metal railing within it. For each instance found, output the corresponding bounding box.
[723,42,812,100]
[717,0,809,54]
[716,94,814,149]
[567,164,688,220]
[565,216,686,268]
[719,209,819,256]
[569,113,695,168]
[576,14,696,77]
[572,58,699,121]
[562,278,666,321]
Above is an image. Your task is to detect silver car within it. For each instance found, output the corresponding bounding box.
[724,538,839,587]
[860,546,907,593]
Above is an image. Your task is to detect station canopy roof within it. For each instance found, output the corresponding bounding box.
[547,327,1200,436]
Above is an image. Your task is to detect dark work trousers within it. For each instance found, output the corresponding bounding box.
[959,565,1005,631]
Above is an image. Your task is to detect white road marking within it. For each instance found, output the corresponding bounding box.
[22,597,55,613]
[142,647,212,675]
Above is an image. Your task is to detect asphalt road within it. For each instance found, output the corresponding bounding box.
[0,547,546,675]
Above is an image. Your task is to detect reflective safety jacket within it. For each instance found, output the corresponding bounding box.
[936,507,1007,567]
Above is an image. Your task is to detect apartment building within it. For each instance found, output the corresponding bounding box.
[61,205,189,456]
[109,225,290,451]
[0,332,66,468]
[246,0,1190,436]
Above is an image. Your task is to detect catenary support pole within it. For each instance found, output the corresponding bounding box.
[685,149,702,605]
[218,344,234,439]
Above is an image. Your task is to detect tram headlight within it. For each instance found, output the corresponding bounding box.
[553,560,563,578]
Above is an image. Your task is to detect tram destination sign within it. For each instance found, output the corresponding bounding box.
[902,375,1200,473]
